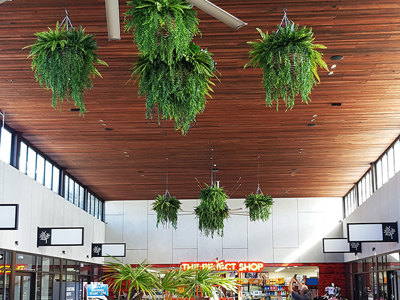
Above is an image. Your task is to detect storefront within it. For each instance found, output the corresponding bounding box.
[0,248,103,300]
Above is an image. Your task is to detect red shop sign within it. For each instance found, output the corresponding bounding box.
[180,261,264,272]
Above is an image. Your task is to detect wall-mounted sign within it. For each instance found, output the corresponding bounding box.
[91,243,126,258]
[347,222,398,243]
[37,227,84,247]
[0,264,27,275]
[0,204,19,230]
[323,238,362,253]
[87,283,108,297]
[180,261,265,272]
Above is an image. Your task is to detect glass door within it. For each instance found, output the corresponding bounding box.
[387,271,399,300]
[14,273,35,300]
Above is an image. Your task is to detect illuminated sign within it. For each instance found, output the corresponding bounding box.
[180,261,264,272]
[0,264,27,275]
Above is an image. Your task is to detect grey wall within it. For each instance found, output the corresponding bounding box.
[0,161,105,263]
[105,197,344,264]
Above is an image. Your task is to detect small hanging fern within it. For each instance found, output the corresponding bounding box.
[245,21,328,110]
[244,193,274,222]
[131,43,218,134]
[152,194,181,229]
[124,0,200,65]
[26,23,107,113]
[195,184,229,238]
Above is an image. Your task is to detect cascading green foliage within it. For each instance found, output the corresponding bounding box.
[245,22,328,110]
[244,193,274,222]
[131,43,217,134]
[124,0,200,65]
[152,194,182,229]
[195,184,229,238]
[26,23,107,113]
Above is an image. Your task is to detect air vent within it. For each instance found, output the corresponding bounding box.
[331,55,344,61]
[70,108,80,112]
[104,128,114,131]
[331,103,342,107]
[307,123,316,127]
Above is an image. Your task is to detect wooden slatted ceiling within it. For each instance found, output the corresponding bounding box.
[0,0,400,200]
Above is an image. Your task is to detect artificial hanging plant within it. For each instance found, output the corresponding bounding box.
[245,11,328,110]
[152,193,181,229]
[131,43,218,134]
[244,193,273,222]
[26,22,107,113]
[195,184,229,238]
[124,0,200,65]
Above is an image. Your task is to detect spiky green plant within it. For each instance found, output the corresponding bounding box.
[152,194,181,229]
[195,184,229,238]
[103,259,159,300]
[182,268,238,298]
[131,43,217,135]
[159,268,196,300]
[26,23,107,113]
[244,193,274,222]
[245,21,328,110]
[124,0,200,65]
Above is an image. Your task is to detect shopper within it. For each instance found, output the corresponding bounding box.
[289,275,310,300]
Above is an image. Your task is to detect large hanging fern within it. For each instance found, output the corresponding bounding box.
[152,194,181,229]
[132,43,217,134]
[195,184,229,238]
[244,193,274,222]
[26,24,107,113]
[245,22,328,110]
[124,0,200,65]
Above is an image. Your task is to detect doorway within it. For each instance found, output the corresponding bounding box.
[14,272,35,300]
[387,271,399,300]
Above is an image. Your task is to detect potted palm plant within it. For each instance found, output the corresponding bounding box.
[245,12,328,110]
[131,43,218,135]
[26,22,107,113]
[124,0,200,65]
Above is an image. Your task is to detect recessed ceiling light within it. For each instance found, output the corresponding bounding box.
[331,64,337,69]
[123,151,128,154]
[328,71,334,76]
[311,119,316,122]
[331,103,342,107]
[99,119,104,122]
[307,123,316,127]
[104,128,113,131]
[331,55,344,61]
[102,123,107,126]
[312,114,317,118]
[70,108,80,112]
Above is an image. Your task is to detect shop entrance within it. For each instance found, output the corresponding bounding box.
[387,271,399,300]
[14,272,35,300]
[353,274,364,300]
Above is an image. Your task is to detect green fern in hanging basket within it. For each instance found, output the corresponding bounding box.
[124,0,200,65]
[244,193,274,222]
[131,43,218,135]
[152,194,181,229]
[195,184,229,238]
[26,23,107,113]
[245,21,328,110]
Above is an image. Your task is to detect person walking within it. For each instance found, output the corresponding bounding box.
[289,275,310,300]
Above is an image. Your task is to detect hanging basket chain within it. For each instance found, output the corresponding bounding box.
[164,157,171,198]
[256,156,263,195]
[277,8,291,33]
[60,9,74,30]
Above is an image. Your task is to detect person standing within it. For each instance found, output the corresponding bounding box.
[289,275,310,300]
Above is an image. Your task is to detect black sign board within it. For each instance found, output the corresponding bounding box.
[323,238,362,253]
[0,204,19,230]
[347,222,398,243]
[0,254,3,260]
[37,227,84,247]
[91,243,126,258]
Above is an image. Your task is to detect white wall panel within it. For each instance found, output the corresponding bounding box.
[273,248,300,263]
[223,249,248,261]
[123,201,148,249]
[198,234,222,261]
[123,249,148,264]
[105,214,124,243]
[147,214,173,263]
[223,215,247,249]
[273,198,298,248]
[173,249,197,264]
[173,215,197,248]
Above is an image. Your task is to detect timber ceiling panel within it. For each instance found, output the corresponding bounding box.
[1,0,400,200]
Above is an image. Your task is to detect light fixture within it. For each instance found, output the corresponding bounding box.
[62,250,66,254]
[105,0,121,40]
[328,71,334,76]
[331,64,337,69]
[312,114,317,118]
[186,0,247,30]
[275,267,285,272]
[310,119,316,122]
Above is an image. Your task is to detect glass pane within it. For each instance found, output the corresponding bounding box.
[99,201,103,221]
[74,182,79,206]
[45,161,53,189]
[27,148,36,179]
[79,187,85,209]
[16,253,36,271]
[395,140,400,173]
[69,178,74,203]
[36,154,45,184]
[388,147,395,179]
[0,128,12,164]
[376,160,383,189]
[40,273,54,300]
[19,142,28,174]
[64,175,69,198]
[387,252,400,270]
[94,198,99,218]
[382,154,389,184]
[39,257,52,273]
[52,167,60,194]
[89,194,94,215]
